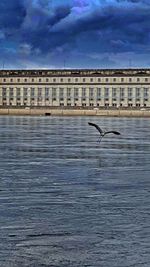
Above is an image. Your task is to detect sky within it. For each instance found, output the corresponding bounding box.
[0,0,150,69]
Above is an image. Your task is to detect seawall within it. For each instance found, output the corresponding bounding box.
[0,108,150,117]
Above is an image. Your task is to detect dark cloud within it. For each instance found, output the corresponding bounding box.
[0,0,26,29]
[48,5,71,26]
[21,1,150,53]
[18,4,72,53]
[0,0,150,68]
[44,1,150,56]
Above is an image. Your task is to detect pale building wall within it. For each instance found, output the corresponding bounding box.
[0,69,150,108]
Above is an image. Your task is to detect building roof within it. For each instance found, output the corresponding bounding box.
[0,68,150,77]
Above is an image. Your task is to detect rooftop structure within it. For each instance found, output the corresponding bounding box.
[1,68,150,77]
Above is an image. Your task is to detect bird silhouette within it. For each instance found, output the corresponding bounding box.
[88,122,121,142]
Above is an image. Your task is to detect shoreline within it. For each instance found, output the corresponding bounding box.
[0,108,150,117]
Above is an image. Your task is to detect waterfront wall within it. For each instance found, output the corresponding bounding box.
[0,108,150,117]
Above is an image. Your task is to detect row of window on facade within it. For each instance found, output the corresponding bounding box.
[2,77,150,83]
[1,103,148,108]
[1,87,149,101]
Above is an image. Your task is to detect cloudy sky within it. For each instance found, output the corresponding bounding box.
[0,0,150,69]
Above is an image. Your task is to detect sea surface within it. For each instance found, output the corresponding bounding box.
[0,116,150,267]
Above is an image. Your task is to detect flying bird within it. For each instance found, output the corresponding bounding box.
[88,122,121,142]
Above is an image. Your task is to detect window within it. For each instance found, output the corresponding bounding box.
[98,78,101,82]
[68,78,71,82]
[67,88,71,98]
[75,78,78,82]
[105,78,109,83]
[137,78,140,82]
[89,88,94,100]
[136,88,140,99]
[129,78,132,82]
[113,78,116,82]
[38,88,42,101]
[53,78,56,82]
[39,78,41,82]
[60,78,63,82]
[120,88,125,100]
[128,103,133,107]
[90,78,93,82]
[3,78,6,82]
[16,88,20,94]
[2,88,6,95]
[9,88,14,97]
[16,88,20,100]
[145,78,148,82]
[38,88,42,96]
[23,88,28,97]
[97,88,101,100]
[32,78,34,82]
[112,103,117,107]
[24,78,27,82]
[128,88,133,99]
[45,88,49,97]
[52,88,56,100]
[104,88,109,99]
[10,78,13,82]
[59,88,64,100]
[46,78,49,82]
[31,88,35,97]
[74,88,79,100]
[82,103,86,107]
[82,88,86,99]
[112,88,117,100]
[17,78,20,82]
[144,88,149,100]
[83,78,86,82]
[136,103,140,107]
[2,88,6,100]
[121,78,124,82]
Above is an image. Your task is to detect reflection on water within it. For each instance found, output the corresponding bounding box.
[0,116,150,267]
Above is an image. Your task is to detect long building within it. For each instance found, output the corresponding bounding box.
[0,68,150,108]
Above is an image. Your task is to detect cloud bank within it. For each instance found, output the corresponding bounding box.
[0,0,150,68]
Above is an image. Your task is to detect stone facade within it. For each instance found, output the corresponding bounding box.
[0,69,150,108]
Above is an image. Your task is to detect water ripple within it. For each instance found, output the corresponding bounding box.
[0,116,150,267]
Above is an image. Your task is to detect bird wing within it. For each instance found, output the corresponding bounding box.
[88,122,103,134]
[105,130,121,135]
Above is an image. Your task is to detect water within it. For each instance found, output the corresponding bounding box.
[0,116,150,267]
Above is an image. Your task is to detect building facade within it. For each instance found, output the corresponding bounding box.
[0,69,150,108]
